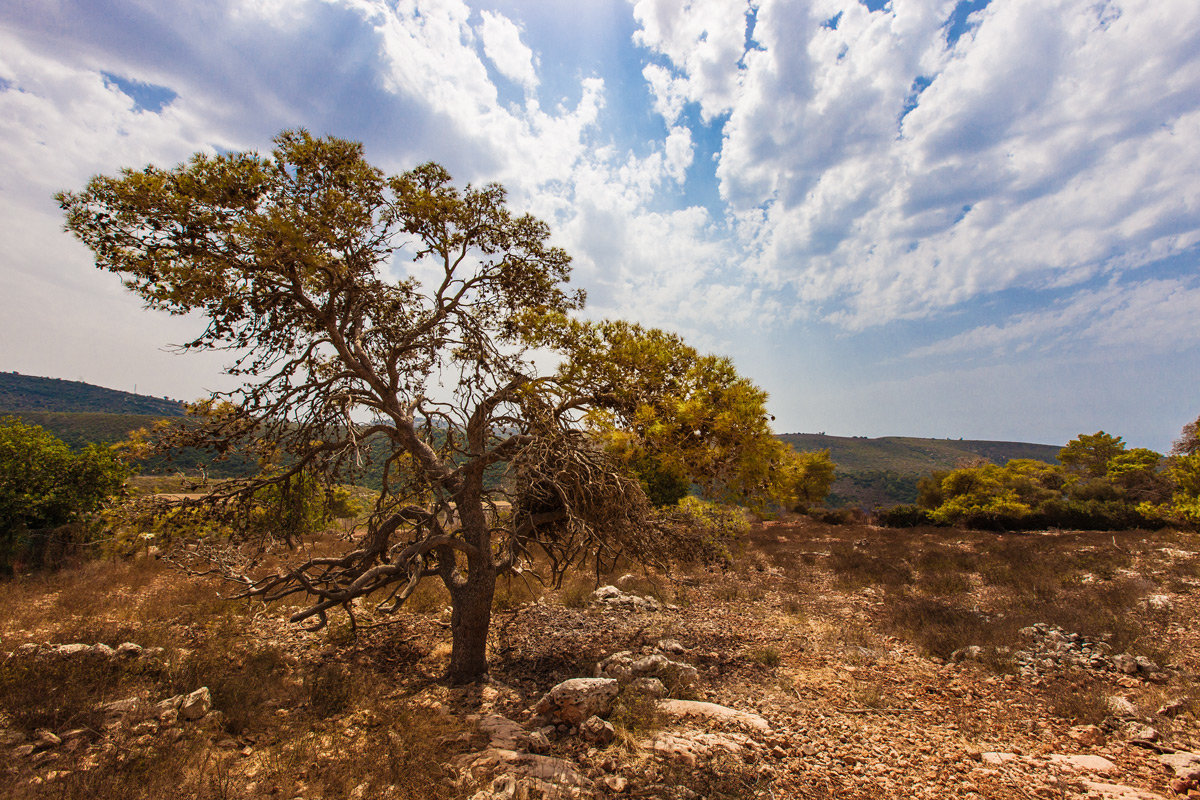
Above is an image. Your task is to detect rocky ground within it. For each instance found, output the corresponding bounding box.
[2,518,1200,799]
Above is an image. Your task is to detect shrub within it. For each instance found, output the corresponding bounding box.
[0,417,127,572]
[875,504,934,528]
[306,662,353,718]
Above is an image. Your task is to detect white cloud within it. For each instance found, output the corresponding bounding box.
[632,0,1200,330]
[477,10,539,94]
[631,0,753,122]
[909,278,1200,361]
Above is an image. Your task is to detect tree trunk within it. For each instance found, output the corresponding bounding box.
[446,563,496,684]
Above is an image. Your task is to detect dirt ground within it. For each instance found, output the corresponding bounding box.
[2,517,1199,799]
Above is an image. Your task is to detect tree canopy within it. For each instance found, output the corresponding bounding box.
[59,131,816,682]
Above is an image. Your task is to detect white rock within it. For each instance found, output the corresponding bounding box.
[1159,751,1200,780]
[1108,696,1138,717]
[478,715,527,750]
[1049,754,1117,774]
[534,679,619,725]
[179,687,212,721]
[656,699,771,734]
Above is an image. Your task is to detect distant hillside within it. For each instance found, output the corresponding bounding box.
[7,411,168,450]
[0,372,184,416]
[779,433,1063,509]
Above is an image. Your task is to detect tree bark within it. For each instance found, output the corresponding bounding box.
[446,564,495,683]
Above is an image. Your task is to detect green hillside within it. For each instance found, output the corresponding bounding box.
[779,433,1063,509]
[0,372,184,416]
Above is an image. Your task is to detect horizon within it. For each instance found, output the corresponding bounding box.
[2,0,1198,453]
[2,369,1076,449]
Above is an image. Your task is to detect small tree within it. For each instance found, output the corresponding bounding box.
[1172,415,1200,457]
[0,417,127,571]
[1058,431,1126,478]
[59,131,795,682]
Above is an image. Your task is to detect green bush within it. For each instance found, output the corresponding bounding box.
[0,417,128,572]
[874,504,935,528]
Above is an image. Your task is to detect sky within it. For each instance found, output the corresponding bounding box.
[1,0,1198,451]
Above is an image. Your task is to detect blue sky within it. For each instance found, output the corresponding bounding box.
[1,0,1198,451]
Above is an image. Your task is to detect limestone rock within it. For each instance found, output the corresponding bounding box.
[1068,724,1104,746]
[1081,780,1171,800]
[1049,754,1116,774]
[115,642,144,659]
[579,715,615,746]
[590,586,661,612]
[534,679,619,726]
[1159,751,1200,780]
[646,730,758,767]
[1157,699,1187,717]
[595,651,698,693]
[456,748,593,791]
[656,699,771,734]
[179,686,212,721]
[603,775,629,793]
[1108,696,1138,717]
[479,715,528,750]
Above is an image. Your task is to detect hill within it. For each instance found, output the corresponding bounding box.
[0,372,184,416]
[779,433,1063,508]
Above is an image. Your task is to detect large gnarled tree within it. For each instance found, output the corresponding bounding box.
[60,131,807,682]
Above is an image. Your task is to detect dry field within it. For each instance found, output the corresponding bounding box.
[2,517,1199,799]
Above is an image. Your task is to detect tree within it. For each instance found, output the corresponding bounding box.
[789,449,836,511]
[0,417,127,571]
[538,317,813,510]
[1058,431,1126,478]
[1172,415,1200,457]
[59,131,794,682]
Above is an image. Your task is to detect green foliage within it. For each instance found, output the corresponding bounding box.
[895,427,1190,531]
[1059,431,1127,478]
[665,496,750,565]
[1172,414,1200,456]
[873,503,936,527]
[537,316,811,511]
[790,448,836,510]
[0,417,128,571]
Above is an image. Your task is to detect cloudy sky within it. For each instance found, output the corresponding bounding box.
[1,0,1198,450]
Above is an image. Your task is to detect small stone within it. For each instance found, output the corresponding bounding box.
[1108,696,1138,716]
[1159,700,1188,718]
[1113,654,1139,675]
[34,729,62,749]
[534,678,619,725]
[1129,726,1161,744]
[604,775,629,793]
[54,643,91,657]
[1068,724,1105,746]
[115,642,144,658]
[579,715,616,746]
[1049,754,1116,774]
[180,687,212,721]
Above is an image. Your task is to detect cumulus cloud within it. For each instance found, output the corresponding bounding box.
[635,0,1200,336]
[632,0,752,122]
[477,10,538,93]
